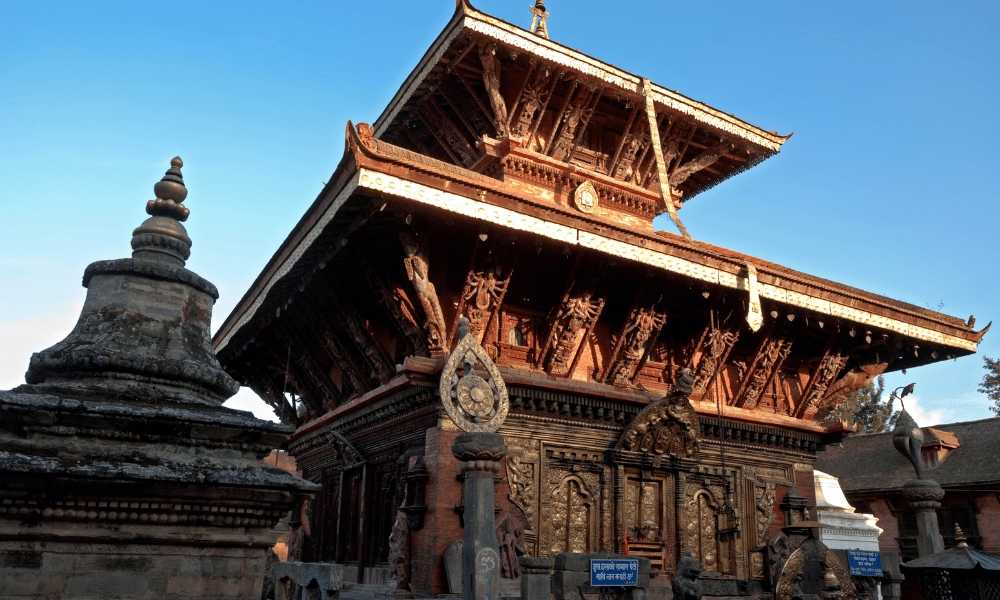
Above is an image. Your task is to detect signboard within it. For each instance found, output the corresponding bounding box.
[590,558,639,587]
[847,550,882,577]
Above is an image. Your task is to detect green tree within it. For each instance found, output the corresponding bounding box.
[978,356,1000,416]
[818,375,896,433]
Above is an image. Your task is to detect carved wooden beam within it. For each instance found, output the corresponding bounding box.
[733,334,793,410]
[669,141,728,188]
[603,304,667,387]
[457,75,498,136]
[271,327,338,416]
[297,301,370,395]
[478,43,509,137]
[608,103,642,178]
[365,264,428,357]
[452,261,512,346]
[441,81,493,142]
[509,59,538,127]
[400,232,450,355]
[815,362,889,418]
[244,369,298,425]
[550,86,602,162]
[510,63,556,141]
[329,291,396,384]
[541,288,606,377]
[688,323,740,398]
[794,347,848,419]
[636,114,670,187]
[543,79,580,155]
[417,100,476,166]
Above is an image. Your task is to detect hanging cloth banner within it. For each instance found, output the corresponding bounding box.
[641,78,691,240]
[744,261,764,332]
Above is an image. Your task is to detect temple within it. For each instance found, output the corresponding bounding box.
[213,1,986,597]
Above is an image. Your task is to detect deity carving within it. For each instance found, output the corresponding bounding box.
[753,480,776,544]
[775,538,856,600]
[552,89,594,161]
[606,306,666,387]
[460,266,511,341]
[496,507,528,579]
[400,232,449,354]
[669,142,728,188]
[388,510,410,591]
[739,337,793,409]
[672,553,703,600]
[691,327,739,396]
[512,66,551,139]
[479,44,509,137]
[506,454,536,523]
[616,369,699,458]
[684,483,729,574]
[542,290,605,376]
[798,352,848,417]
[613,133,648,181]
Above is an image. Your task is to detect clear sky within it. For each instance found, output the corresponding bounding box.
[2,1,998,425]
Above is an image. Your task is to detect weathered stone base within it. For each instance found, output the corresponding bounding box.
[0,526,273,599]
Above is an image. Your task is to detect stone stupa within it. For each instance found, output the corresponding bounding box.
[0,157,316,599]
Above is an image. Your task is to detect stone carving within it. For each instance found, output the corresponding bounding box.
[460,266,511,342]
[671,553,703,600]
[691,327,739,397]
[738,337,793,409]
[401,232,449,354]
[479,43,509,137]
[616,369,699,457]
[542,290,605,376]
[767,533,792,587]
[496,506,528,579]
[775,538,856,600]
[439,317,509,432]
[605,305,666,387]
[388,510,410,591]
[892,407,926,480]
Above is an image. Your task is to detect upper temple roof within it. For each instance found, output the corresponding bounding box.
[372,0,790,209]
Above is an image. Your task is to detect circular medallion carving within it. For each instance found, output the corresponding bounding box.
[439,318,509,433]
[573,181,598,214]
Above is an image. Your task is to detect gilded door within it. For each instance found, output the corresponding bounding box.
[623,472,675,573]
[543,472,599,555]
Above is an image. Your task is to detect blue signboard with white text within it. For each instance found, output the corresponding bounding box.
[847,550,882,577]
[590,558,639,587]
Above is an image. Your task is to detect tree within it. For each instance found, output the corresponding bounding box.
[978,356,1000,416]
[817,375,897,433]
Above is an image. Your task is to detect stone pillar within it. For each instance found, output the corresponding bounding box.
[902,479,945,557]
[520,556,553,600]
[452,432,507,600]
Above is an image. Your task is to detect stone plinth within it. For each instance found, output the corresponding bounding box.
[0,158,316,599]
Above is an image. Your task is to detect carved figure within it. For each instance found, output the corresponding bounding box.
[691,328,738,396]
[739,338,793,409]
[388,510,410,591]
[616,369,699,457]
[400,232,449,354]
[496,507,527,579]
[892,408,926,479]
[797,352,848,417]
[754,481,777,543]
[606,306,666,386]
[669,142,728,187]
[506,454,536,522]
[461,266,510,340]
[613,134,646,181]
[543,291,604,375]
[551,90,591,161]
[671,553,703,600]
[512,66,550,138]
[479,44,509,137]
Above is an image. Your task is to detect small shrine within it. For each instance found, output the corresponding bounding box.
[0,158,315,599]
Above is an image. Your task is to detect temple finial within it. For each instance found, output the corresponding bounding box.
[148,155,190,222]
[955,523,969,548]
[131,155,193,266]
[529,0,550,39]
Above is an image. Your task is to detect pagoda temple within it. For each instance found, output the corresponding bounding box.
[213,1,987,597]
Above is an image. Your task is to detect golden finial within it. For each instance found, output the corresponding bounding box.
[529,0,550,39]
[147,156,190,222]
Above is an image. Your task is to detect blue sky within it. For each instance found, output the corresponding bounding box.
[2,1,998,425]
